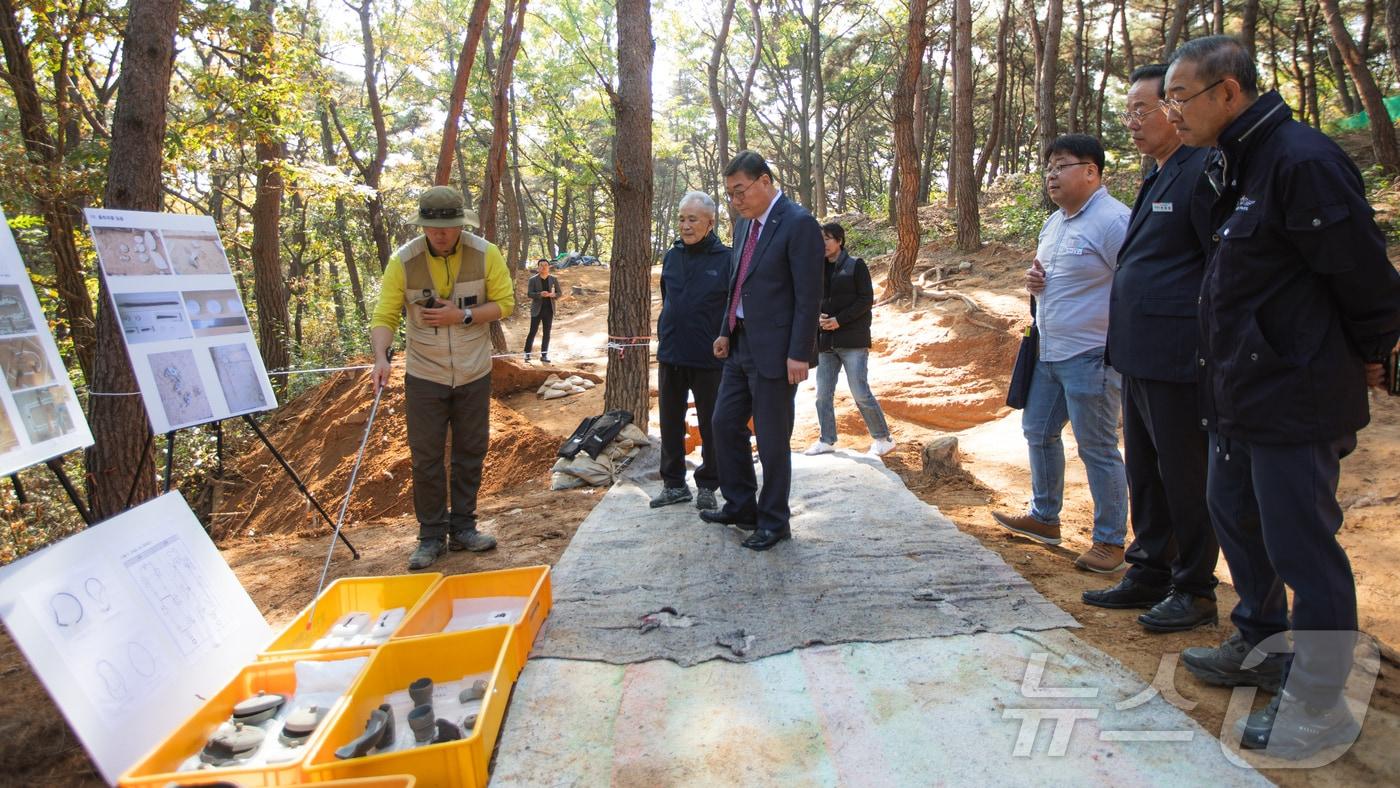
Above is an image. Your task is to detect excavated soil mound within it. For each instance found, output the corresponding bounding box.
[863,304,1019,432]
[211,358,562,541]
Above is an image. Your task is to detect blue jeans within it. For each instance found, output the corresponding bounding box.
[1021,347,1127,545]
[815,348,891,444]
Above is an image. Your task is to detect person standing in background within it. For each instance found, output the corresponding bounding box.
[803,222,895,458]
[525,259,561,363]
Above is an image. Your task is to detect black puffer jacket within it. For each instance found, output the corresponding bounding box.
[817,250,874,350]
[657,231,731,369]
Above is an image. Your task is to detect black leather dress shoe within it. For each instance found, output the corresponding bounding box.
[741,527,791,551]
[1138,591,1218,633]
[699,509,757,530]
[1081,577,1170,609]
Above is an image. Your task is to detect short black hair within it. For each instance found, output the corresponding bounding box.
[537,258,548,264]
[1045,133,1106,174]
[723,150,773,181]
[1167,35,1259,98]
[1129,63,1169,99]
[821,222,845,248]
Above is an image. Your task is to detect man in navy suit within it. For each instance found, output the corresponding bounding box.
[1085,63,1220,632]
[701,151,824,550]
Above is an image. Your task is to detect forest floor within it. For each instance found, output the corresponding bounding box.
[3,231,1399,784]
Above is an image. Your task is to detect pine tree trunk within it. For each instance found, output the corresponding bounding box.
[85,0,181,518]
[1037,0,1063,163]
[249,0,290,390]
[435,0,491,185]
[605,0,653,424]
[885,0,928,301]
[1321,0,1400,173]
[708,0,738,223]
[953,0,980,252]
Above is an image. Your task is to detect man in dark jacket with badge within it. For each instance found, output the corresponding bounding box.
[1085,64,1220,634]
[650,191,731,512]
[1165,35,1400,759]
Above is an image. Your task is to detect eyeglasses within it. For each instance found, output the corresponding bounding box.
[1044,161,1092,178]
[1160,79,1224,114]
[418,207,464,219]
[1118,105,1165,127]
[724,177,762,202]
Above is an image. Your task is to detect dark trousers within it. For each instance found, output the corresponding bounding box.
[525,306,553,356]
[405,372,491,541]
[1208,431,1358,704]
[711,327,798,532]
[658,362,722,491]
[1122,376,1218,598]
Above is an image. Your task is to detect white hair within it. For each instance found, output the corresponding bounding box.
[677,190,718,219]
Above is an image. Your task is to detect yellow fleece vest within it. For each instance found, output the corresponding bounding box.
[400,232,491,387]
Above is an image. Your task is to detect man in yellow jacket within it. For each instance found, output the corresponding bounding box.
[370,186,515,570]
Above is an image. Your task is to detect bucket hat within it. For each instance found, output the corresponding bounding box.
[409,186,480,228]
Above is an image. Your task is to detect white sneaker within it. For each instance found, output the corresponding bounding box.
[869,437,896,456]
[803,441,835,456]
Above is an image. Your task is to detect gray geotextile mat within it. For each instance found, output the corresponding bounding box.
[532,451,1077,666]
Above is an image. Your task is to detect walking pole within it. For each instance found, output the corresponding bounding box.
[306,351,391,628]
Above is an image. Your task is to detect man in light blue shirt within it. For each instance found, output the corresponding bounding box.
[994,134,1131,574]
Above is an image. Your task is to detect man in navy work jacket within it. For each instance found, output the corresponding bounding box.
[1086,63,1220,634]
[651,190,731,512]
[1165,35,1400,759]
[703,150,824,551]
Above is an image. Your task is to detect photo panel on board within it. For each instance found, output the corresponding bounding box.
[85,208,277,435]
[0,210,93,477]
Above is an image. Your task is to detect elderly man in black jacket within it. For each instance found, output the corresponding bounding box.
[1165,35,1400,759]
[651,191,731,511]
[1085,63,1220,634]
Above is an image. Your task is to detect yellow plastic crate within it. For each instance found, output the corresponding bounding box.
[314,777,415,786]
[261,573,443,661]
[118,652,372,787]
[393,565,551,670]
[301,627,519,786]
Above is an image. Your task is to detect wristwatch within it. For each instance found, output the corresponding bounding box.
[462,306,474,325]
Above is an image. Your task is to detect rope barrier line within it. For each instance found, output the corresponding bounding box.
[76,339,659,396]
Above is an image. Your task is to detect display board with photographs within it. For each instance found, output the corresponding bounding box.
[86,209,276,433]
[0,210,94,477]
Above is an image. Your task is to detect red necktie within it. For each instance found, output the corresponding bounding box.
[727,220,761,332]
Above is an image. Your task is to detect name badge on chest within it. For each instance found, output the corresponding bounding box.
[1152,202,1174,213]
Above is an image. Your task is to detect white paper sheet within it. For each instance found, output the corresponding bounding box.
[0,209,93,476]
[84,209,277,433]
[0,493,272,783]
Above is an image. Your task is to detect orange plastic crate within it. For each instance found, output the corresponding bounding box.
[314,777,415,786]
[301,628,519,786]
[260,574,442,661]
[393,565,551,671]
[119,652,372,787]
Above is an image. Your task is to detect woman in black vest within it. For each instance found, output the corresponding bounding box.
[804,222,895,457]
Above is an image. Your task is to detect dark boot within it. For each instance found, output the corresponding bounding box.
[1138,591,1217,633]
[1082,577,1169,609]
[1182,631,1286,691]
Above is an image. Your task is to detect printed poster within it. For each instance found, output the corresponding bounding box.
[85,209,277,433]
[0,209,93,477]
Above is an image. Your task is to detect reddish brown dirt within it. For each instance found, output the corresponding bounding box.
[211,357,571,540]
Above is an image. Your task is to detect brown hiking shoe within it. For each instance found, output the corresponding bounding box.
[991,511,1062,545]
[1075,542,1126,573]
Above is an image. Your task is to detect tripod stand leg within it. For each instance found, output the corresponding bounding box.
[163,431,177,493]
[46,458,93,525]
[241,415,359,559]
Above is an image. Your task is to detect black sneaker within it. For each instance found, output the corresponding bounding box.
[695,488,718,511]
[408,538,446,570]
[1082,577,1170,609]
[650,486,692,508]
[1182,631,1286,692]
[1237,689,1361,759]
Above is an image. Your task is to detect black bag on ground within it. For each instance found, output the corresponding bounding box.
[1006,297,1038,410]
[558,416,600,459]
[580,409,634,459]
